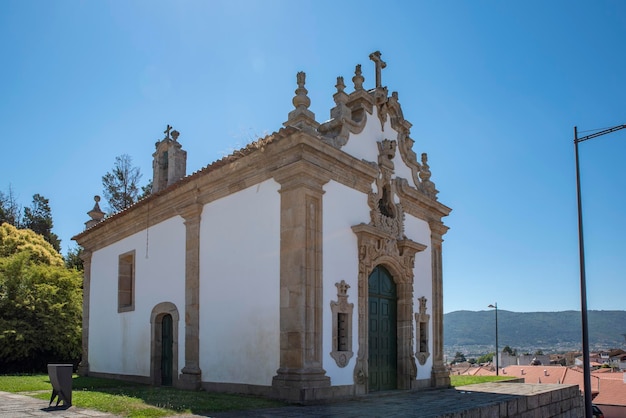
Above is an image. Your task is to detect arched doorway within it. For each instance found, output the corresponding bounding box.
[368,265,397,391]
[161,314,173,386]
[150,302,179,387]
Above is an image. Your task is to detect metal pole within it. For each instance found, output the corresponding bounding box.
[575,126,593,418]
[495,303,499,376]
[488,303,499,375]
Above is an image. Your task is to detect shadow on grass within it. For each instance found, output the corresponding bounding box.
[0,374,286,417]
[71,376,286,416]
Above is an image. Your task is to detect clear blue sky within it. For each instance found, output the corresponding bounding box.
[2,1,625,314]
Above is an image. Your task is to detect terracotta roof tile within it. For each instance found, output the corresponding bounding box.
[592,379,626,407]
[502,365,568,385]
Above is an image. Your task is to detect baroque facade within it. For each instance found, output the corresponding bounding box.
[73,51,451,402]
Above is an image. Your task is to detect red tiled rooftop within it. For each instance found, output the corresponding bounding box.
[502,365,568,385]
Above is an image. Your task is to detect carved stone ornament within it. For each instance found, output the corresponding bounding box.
[330,280,354,368]
[367,140,405,240]
[415,296,431,365]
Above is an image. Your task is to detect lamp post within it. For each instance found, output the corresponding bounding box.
[574,124,626,418]
[488,303,498,376]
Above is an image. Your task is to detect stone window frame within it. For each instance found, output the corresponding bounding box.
[118,250,135,313]
[415,296,430,365]
[330,280,354,368]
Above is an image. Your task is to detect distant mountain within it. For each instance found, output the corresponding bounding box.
[444,310,626,351]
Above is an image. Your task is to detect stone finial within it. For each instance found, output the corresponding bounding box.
[369,50,386,88]
[419,153,431,182]
[419,152,437,197]
[352,64,364,90]
[85,195,105,229]
[284,71,319,132]
[292,71,311,110]
[171,130,180,141]
[333,76,349,107]
[336,76,346,94]
[336,279,350,296]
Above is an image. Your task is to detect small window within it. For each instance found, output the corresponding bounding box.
[338,313,349,351]
[415,296,430,365]
[118,251,135,312]
[330,280,354,367]
[419,322,428,353]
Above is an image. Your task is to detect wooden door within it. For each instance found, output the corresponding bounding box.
[368,266,397,391]
[161,314,173,386]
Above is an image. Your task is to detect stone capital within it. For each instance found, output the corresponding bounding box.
[274,160,330,193]
[177,202,203,222]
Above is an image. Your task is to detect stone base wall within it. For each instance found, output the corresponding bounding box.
[455,383,583,418]
[202,381,357,404]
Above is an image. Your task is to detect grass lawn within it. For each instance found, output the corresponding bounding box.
[450,375,514,387]
[0,374,285,417]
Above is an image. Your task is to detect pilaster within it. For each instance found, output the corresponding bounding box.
[78,250,92,376]
[272,163,331,395]
[429,221,450,388]
[177,203,203,389]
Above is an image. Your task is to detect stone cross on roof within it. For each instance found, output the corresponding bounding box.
[369,51,386,88]
[164,124,173,140]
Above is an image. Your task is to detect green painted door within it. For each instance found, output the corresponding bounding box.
[368,266,397,391]
[161,314,173,386]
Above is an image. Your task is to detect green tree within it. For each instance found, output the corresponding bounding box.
[140,179,152,200]
[64,245,84,271]
[102,154,143,214]
[0,185,22,227]
[503,345,517,356]
[0,224,82,372]
[22,194,61,252]
[476,352,494,364]
[452,351,467,364]
[0,223,63,266]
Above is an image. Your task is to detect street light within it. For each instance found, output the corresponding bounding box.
[574,124,626,418]
[488,303,498,376]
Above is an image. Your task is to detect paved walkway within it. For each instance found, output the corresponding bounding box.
[208,388,519,418]
[0,383,573,418]
[0,391,119,417]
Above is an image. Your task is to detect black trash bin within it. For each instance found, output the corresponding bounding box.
[47,364,72,407]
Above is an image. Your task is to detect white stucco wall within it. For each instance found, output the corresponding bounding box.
[341,107,420,196]
[199,179,280,386]
[88,216,186,377]
[342,107,391,164]
[322,180,371,385]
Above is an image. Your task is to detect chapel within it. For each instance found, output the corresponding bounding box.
[73,51,452,402]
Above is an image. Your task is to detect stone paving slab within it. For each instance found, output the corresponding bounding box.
[207,388,520,418]
[0,391,120,417]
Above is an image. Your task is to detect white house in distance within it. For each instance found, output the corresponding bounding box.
[73,52,452,402]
